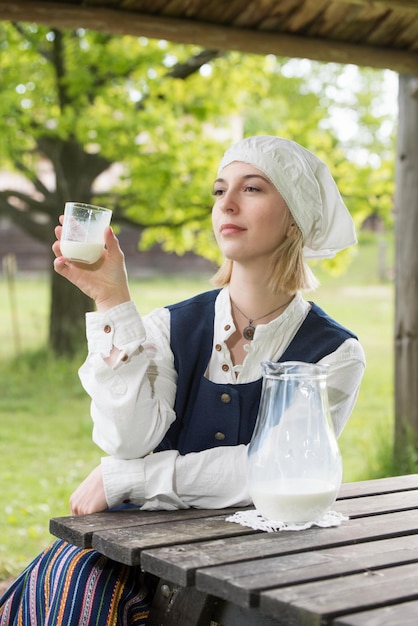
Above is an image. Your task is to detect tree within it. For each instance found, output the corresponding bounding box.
[0,24,227,355]
[0,22,396,355]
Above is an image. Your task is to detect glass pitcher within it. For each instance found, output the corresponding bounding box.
[247,361,342,523]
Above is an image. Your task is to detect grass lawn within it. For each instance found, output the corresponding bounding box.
[0,234,395,579]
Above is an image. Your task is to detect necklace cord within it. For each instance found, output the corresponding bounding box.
[232,299,292,324]
[231,298,293,341]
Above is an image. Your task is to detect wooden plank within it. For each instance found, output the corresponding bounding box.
[194,0,262,25]
[91,514,258,565]
[393,18,418,47]
[274,0,329,31]
[333,599,418,626]
[308,1,365,39]
[335,488,418,516]
[314,4,370,41]
[49,474,418,548]
[141,507,418,586]
[49,506,239,548]
[259,562,418,624]
[338,474,418,498]
[48,476,418,547]
[366,11,416,44]
[195,534,418,608]
[49,477,418,547]
[259,0,315,31]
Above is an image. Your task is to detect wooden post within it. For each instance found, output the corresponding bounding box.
[3,253,21,355]
[394,75,418,461]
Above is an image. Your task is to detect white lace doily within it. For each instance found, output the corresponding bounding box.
[226,509,348,532]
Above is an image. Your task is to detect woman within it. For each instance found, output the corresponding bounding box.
[0,135,365,625]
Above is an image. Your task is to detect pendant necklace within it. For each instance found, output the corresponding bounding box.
[232,299,292,341]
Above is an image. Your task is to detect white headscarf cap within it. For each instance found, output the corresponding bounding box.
[217,135,357,259]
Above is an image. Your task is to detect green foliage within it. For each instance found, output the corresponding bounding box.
[0,22,397,253]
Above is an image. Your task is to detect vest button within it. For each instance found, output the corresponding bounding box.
[214,431,226,441]
[215,344,222,351]
[221,364,229,372]
[220,393,231,403]
[224,324,231,331]
[103,324,112,334]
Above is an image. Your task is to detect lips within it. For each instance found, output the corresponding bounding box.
[220,223,246,235]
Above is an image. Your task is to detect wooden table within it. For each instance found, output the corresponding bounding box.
[50,474,418,625]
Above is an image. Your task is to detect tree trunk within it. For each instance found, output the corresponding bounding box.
[394,74,418,464]
[48,259,94,357]
[45,139,111,356]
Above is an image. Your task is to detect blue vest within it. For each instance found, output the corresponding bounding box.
[156,290,357,455]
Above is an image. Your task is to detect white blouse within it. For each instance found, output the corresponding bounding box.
[79,288,365,510]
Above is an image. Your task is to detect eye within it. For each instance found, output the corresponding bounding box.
[212,188,225,196]
[244,185,260,192]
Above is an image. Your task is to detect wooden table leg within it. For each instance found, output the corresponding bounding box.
[147,578,220,626]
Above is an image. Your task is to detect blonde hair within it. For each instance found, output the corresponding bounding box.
[211,222,319,295]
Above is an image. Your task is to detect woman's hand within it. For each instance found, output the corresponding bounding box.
[52,219,131,311]
[70,464,108,515]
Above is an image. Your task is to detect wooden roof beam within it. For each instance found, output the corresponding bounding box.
[0,1,417,73]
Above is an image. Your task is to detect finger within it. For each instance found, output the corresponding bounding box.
[104,226,119,252]
[53,256,71,275]
[69,494,79,515]
[52,239,62,258]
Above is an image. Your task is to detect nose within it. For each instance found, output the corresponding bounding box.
[218,188,239,213]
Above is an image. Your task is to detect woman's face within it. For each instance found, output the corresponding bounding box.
[212,161,293,266]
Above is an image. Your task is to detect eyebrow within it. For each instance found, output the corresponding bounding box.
[213,174,271,185]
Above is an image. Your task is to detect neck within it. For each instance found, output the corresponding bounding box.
[228,264,290,320]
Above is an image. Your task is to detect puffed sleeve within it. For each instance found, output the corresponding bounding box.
[79,301,178,459]
[319,337,366,437]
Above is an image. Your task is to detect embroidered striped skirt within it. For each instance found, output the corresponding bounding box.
[0,539,157,625]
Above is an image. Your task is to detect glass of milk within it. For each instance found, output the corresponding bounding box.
[60,202,112,264]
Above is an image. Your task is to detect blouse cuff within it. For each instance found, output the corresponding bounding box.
[101,456,146,509]
[85,301,146,357]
